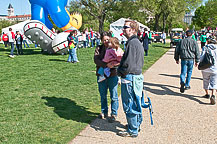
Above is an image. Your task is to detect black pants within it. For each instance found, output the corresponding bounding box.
[4,41,8,47]
[16,44,23,55]
[201,42,206,49]
[144,50,148,56]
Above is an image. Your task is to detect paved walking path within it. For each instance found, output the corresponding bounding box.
[70,48,217,144]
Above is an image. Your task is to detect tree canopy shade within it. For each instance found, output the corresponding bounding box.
[68,0,203,33]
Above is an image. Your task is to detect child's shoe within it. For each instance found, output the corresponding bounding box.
[98,76,106,82]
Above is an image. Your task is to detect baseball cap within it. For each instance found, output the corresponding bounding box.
[186,30,193,34]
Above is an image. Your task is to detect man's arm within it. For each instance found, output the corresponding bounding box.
[117,43,135,77]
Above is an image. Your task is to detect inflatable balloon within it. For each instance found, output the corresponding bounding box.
[24,20,76,54]
[29,0,82,30]
[25,0,82,54]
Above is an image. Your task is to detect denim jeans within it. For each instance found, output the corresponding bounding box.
[83,41,87,48]
[23,40,29,48]
[91,39,94,47]
[121,74,143,135]
[67,48,78,62]
[180,60,194,87]
[96,39,100,47]
[97,76,119,116]
[9,42,15,55]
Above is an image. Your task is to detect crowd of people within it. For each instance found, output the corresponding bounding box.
[175,29,217,105]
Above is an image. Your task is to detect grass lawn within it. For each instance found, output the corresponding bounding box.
[0,42,169,144]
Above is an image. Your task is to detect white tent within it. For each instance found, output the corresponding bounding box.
[110,18,149,42]
[2,20,32,43]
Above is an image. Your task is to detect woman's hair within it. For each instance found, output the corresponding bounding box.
[109,37,120,49]
[100,31,112,40]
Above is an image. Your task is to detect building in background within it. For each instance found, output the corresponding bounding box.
[0,4,31,22]
[184,12,194,25]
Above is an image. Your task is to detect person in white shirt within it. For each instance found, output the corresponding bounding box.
[8,28,15,58]
[161,31,166,44]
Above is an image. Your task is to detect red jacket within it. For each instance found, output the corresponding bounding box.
[2,34,8,41]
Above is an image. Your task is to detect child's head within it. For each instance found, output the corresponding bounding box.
[109,37,120,50]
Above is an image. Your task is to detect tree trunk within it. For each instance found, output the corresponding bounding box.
[154,13,161,31]
[163,13,165,32]
[99,10,106,34]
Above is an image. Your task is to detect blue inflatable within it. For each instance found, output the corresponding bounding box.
[29,0,81,30]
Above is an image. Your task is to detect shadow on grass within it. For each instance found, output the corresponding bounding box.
[0,47,42,55]
[49,59,67,62]
[159,73,203,81]
[42,97,99,123]
[143,82,210,105]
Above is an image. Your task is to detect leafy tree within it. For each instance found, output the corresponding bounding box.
[193,0,217,30]
[0,20,16,34]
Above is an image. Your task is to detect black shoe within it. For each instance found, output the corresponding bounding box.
[180,83,185,93]
[98,113,108,119]
[210,95,216,105]
[203,94,210,99]
[108,115,116,123]
[185,86,191,90]
[117,131,138,137]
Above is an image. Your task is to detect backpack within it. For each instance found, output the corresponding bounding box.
[198,46,215,70]
[2,34,8,41]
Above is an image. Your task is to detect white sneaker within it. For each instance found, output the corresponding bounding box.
[8,55,15,58]
[98,76,106,82]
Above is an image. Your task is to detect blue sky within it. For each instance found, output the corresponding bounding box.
[0,0,209,16]
[0,0,72,16]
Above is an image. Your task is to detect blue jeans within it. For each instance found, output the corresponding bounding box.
[91,39,94,47]
[97,76,119,116]
[180,60,194,87]
[96,39,100,47]
[23,40,29,48]
[67,48,78,62]
[121,74,143,135]
[9,42,15,55]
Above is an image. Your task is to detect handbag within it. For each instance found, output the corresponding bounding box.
[198,46,215,70]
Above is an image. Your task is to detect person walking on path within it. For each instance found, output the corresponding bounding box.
[200,31,207,49]
[141,28,149,56]
[161,31,166,44]
[117,20,144,137]
[174,30,200,93]
[94,31,119,123]
[200,37,217,105]
[8,28,16,58]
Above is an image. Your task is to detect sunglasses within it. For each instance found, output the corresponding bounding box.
[123,26,131,29]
